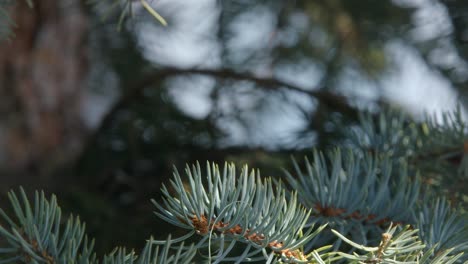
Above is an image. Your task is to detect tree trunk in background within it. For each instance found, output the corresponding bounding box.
[0,0,89,187]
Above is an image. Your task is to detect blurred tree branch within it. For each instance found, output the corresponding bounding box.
[76,67,359,167]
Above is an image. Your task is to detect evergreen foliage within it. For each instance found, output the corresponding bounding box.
[0,1,467,263]
[0,110,466,263]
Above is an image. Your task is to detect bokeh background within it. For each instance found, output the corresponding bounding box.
[0,0,467,255]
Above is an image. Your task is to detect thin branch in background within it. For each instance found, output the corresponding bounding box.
[76,67,357,166]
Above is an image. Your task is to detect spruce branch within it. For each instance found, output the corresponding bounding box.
[348,110,422,157]
[284,149,420,251]
[415,198,468,262]
[0,187,96,264]
[152,162,330,263]
[332,225,463,263]
[0,188,198,264]
[343,109,468,208]
[102,236,196,264]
